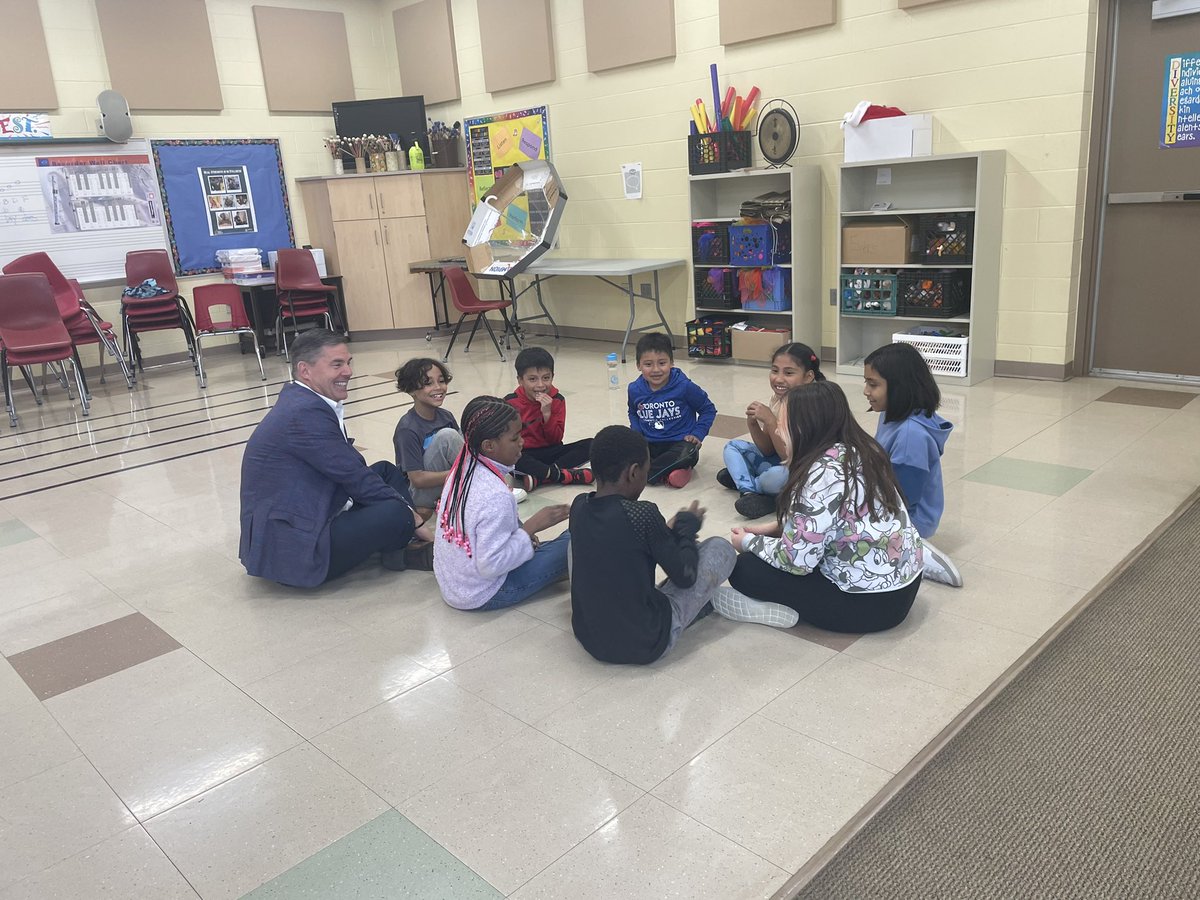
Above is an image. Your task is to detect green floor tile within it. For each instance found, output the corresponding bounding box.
[0,519,39,548]
[963,457,1093,496]
[241,811,501,900]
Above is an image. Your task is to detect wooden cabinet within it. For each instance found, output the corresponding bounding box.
[298,169,471,334]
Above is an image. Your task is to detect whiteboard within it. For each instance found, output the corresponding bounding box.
[0,138,171,284]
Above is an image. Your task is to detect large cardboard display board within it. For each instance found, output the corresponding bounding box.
[465,106,552,243]
[462,160,566,277]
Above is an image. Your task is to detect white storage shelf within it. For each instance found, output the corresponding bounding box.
[835,151,1005,385]
[688,166,823,362]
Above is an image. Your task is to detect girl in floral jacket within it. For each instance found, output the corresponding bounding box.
[722,381,922,633]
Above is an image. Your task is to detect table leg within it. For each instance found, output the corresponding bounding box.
[532,276,559,339]
[651,270,674,343]
[620,275,637,364]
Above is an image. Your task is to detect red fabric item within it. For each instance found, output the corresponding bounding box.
[506,385,566,449]
[859,104,906,123]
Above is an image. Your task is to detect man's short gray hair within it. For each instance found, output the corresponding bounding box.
[290,329,347,368]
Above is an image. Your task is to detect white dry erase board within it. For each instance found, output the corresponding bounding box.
[0,138,171,284]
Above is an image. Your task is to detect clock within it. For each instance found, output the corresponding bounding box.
[757,100,799,167]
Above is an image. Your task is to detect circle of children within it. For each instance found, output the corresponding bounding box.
[392,331,963,666]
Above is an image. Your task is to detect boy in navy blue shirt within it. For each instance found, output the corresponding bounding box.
[627,332,717,488]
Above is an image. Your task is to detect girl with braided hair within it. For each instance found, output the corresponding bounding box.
[434,396,571,610]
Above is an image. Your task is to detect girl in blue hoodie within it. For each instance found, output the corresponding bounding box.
[863,342,962,587]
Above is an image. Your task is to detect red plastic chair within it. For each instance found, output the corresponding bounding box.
[441,266,519,362]
[191,283,266,388]
[0,274,89,426]
[2,252,134,391]
[274,249,338,361]
[123,250,200,377]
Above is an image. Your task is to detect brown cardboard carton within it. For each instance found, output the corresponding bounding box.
[841,223,909,265]
[732,326,791,362]
[462,160,567,276]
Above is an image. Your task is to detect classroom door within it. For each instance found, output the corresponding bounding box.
[1090,3,1200,380]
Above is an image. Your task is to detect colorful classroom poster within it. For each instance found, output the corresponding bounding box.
[0,113,52,140]
[199,165,256,235]
[465,106,550,242]
[35,153,162,233]
[1161,53,1200,149]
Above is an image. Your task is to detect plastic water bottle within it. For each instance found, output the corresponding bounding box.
[606,352,620,390]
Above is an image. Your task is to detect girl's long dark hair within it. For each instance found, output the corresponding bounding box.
[863,342,939,422]
[772,342,826,381]
[439,396,520,556]
[776,381,903,524]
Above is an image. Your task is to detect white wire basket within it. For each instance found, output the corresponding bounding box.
[892,332,969,378]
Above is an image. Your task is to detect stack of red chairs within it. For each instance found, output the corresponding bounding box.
[122,250,200,378]
[1,252,133,392]
[274,249,339,361]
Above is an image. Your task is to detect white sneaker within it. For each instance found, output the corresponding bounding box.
[711,586,800,628]
[511,488,528,504]
[922,540,963,587]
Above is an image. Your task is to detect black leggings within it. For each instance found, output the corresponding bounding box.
[515,439,592,481]
[647,440,700,483]
[729,553,920,633]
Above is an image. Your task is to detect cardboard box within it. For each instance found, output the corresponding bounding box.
[843,114,933,163]
[842,223,910,265]
[732,326,791,362]
[462,160,567,277]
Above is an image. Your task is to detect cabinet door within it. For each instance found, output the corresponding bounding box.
[332,219,394,330]
[421,173,471,258]
[380,217,434,329]
[328,179,379,221]
[374,176,425,219]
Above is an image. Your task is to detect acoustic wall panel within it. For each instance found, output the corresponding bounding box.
[3,0,58,110]
[252,6,356,113]
[478,0,556,93]
[393,0,461,104]
[584,0,675,73]
[95,0,222,111]
[719,0,836,45]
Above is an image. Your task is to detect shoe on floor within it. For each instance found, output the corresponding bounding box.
[511,487,528,504]
[403,539,435,571]
[666,468,693,488]
[514,472,536,492]
[716,467,736,490]
[711,585,799,628]
[560,467,594,485]
[734,492,776,519]
[922,540,963,587]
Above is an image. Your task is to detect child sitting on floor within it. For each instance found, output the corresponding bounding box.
[434,396,570,611]
[863,341,961,587]
[719,342,825,520]
[569,426,796,665]
[627,332,717,488]
[504,346,595,492]
[393,358,464,514]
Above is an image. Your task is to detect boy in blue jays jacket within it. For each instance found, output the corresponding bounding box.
[627,332,717,488]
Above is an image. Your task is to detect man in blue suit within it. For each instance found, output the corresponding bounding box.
[239,329,433,587]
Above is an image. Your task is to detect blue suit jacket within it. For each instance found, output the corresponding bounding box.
[239,382,404,587]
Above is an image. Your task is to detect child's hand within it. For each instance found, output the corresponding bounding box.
[746,401,775,427]
[667,499,705,530]
[683,434,702,446]
[537,391,553,421]
[730,526,747,551]
[522,503,571,536]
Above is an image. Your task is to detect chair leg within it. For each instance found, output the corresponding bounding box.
[247,329,266,380]
[3,357,17,427]
[19,366,41,405]
[441,314,469,362]
[498,309,522,350]
[194,334,207,389]
[69,355,89,417]
[73,348,91,401]
[463,315,484,353]
[479,314,507,362]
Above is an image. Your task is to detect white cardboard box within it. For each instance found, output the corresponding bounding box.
[844,114,933,163]
[268,248,327,277]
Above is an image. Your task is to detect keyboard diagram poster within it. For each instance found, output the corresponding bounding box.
[35,153,162,233]
[465,106,550,243]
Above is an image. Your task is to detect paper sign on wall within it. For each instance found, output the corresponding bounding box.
[1161,53,1200,149]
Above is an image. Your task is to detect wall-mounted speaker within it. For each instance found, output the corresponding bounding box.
[96,90,133,142]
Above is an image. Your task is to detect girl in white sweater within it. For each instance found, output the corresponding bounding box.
[434,397,570,610]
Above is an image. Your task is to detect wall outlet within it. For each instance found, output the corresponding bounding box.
[639,282,652,297]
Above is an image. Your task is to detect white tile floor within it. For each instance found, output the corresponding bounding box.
[1,334,1198,898]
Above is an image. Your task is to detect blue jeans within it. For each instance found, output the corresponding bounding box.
[477,532,570,610]
[723,440,788,495]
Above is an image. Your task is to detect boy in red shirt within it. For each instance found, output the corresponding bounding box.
[505,347,594,492]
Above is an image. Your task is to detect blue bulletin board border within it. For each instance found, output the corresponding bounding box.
[150,139,295,275]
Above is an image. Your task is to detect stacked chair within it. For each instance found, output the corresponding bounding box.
[273,249,339,361]
[122,249,201,380]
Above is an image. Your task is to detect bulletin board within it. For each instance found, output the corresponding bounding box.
[465,106,551,243]
[150,139,294,275]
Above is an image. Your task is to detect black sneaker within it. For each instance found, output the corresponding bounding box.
[716,468,736,490]
[734,492,776,519]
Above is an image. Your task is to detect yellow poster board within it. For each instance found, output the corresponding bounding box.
[465,106,550,243]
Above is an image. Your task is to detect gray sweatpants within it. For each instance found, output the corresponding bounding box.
[410,427,465,508]
[662,537,737,654]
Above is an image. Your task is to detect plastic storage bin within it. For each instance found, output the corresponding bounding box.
[694,267,740,309]
[899,270,969,318]
[915,212,974,263]
[840,270,898,316]
[687,131,753,175]
[739,267,791,311]
[691,221,730,265]
[892,331,969,378]
[687,316,742,358]
[728,223,773,266]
